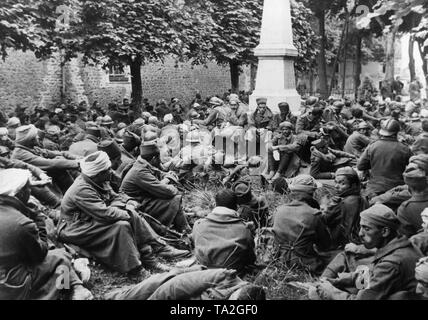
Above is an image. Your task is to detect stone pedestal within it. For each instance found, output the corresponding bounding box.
[249,0,301,114]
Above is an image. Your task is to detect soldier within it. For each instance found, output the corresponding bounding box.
[309,139,356,180]
[344,122,372,157]
[272,175,331,274]
[43,125,61,151]
[266,121,305,181]
[313,204,422,300]
[322,167,369,248]
[357,119,412,199]
[396,163,428,238]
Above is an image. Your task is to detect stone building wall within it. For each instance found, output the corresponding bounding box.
[0,50,249,114]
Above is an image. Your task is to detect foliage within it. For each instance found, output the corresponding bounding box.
[0,0,55,59]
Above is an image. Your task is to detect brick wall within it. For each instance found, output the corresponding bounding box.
[0,50,248,114]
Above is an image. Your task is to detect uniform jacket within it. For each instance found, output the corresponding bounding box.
[248,107,276,130]
[411,132,428,155]
[323,187,369,247]
[192,207,256,272]
[348,236,421,300]
[12,144,78,172]
[120,156,181,227]
[273,199,331,273]
[357,137,412,196]
[397,191,428,238]
[344,131,371,157]
[296,113,323,135]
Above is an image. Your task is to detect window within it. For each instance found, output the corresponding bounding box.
[108,65,130,83]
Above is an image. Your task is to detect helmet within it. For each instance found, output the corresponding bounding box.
[357,122,370,130]
[101,115,114,125]
[379,119,400,137]
[306,96,318,106]
[209,97,223,106]
[333,101,345,109]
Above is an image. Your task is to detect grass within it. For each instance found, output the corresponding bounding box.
[84,173,335,300]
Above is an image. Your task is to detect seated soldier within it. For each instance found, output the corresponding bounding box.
[272,175,331,275]
[313,204,422,300]
[343,122,372,157]
[411,119,428,155]
[12,124,80,194]
[266,121,305,181]
[397,162,428,238]
[58,151,187,274]
[232,179,269,228]
[409,208,428,256]
[309,139,357,180]
[192,189,257,274]
[98,139,135,190]
[104,267,265,300]
[120,136,191,234]
[68,124,101,157]
[0,169,92,300]
[323,167,369,249]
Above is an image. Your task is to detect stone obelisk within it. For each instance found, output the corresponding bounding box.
[249,0,301,114]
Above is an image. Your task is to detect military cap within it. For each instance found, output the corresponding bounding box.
[232,180,253,205]
[360,204,400,230]
[333,101,345,109]
[403,163,428,189]
[133,118,145,126]
[279,121,294,129]
[98,139,122,160]
[357,122,370,130]
[289,174,321,194]
[379,119,400,136]
[410,154,428,172]
[256,97,268,105]
[311,139,327,149]
[86,125,101,138]
[7,117,21,128]
[278,102,290,109]
[335,166,358,178]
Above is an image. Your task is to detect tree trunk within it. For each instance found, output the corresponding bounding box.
[409,35,416,82]
[354,35,362,101]
[250,63,257,92]
[417,40,428,99]
[329,19,348,97]
[130,57,143,113]
[229,60,240,93]
[317,10,329,99]
[382,27,398,99]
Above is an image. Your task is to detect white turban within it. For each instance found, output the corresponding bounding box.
[0,127,8,136]
[80,151,112,177]
[0,169,31,196]
[163,114,173,123]
[15,125,38,144]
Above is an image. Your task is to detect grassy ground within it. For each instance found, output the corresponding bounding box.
[85,173,334,300]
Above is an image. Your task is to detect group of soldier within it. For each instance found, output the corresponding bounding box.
[1,89,428,300]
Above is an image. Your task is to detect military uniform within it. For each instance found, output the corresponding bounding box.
[357,137,412,197]
[344,131,371,157]
[273,200,331,274]
[332,236,421,300]
[397,191,428,238]
[192,207,256,272]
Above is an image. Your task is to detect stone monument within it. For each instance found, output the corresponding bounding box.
[249,0,301,114]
